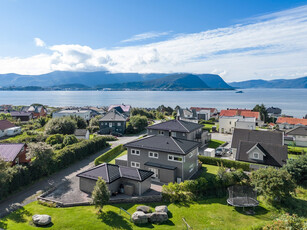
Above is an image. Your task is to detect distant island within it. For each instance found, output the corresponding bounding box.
[0,71,233,91]
[229,76,307,89]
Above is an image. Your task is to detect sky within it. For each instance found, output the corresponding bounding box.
[1,0,307,81]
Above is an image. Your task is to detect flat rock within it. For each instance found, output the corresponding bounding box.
[32,214,52,226]
[155,205,168,213]
[148,212,168,223]
[136,205,152,213]
[131,211,148,224]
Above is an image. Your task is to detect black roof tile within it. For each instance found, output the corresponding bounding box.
[147,119,202,133]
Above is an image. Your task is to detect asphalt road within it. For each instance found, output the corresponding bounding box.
[0,134,142,218]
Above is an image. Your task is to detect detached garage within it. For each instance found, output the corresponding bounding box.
[77,163,153,196]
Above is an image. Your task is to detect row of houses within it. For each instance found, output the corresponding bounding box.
[0,105,47,121]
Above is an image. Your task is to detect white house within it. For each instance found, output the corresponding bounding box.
[52,110,91,121]
[219,116,256,134]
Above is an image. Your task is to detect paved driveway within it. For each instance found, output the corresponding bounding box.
[211,132,233,148]
[0,133,143,218]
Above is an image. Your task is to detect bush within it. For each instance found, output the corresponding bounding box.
[63,135,78,146]
[89,126,100,134]
[198,156,250,171]
[126,115,148,134]
[284,154,307,186]
[263,213,306,230]
[94,144,125,165]
[46,134,64,145]
[45,117,77,135]
[73,116,87,129]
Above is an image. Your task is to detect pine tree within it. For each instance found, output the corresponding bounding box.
[91,177,110,212]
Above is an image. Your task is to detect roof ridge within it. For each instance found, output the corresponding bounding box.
[177,120,189,132]
[171,137,185,154]
[105,164,110,183]
[136,168,141,181]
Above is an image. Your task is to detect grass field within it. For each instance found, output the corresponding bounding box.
[109,150,127,164]
[208,139,226,149]
[288,145,307,153]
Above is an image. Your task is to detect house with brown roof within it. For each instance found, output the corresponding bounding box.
[276,117,307,130]
[0,120,21,138]
[0,143,29,166]
[220,109,263,126]
[231,129,287,168]
[22,105,47,118]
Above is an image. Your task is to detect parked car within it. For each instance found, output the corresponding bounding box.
[215,147,224,156]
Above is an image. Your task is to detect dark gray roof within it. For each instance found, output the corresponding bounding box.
[99,109,127,122]
[124,135,199,155]
[266,107,282,114]
[147,119,202,133]
[235,141,288,167]
[286,126,307,136]
[177,108,197,119]
[0,143,25,162]
[74,129,88,136]
[9,111,32,117]
[144,161,177,170]
[231,129,283,149]
[76,163,153,183]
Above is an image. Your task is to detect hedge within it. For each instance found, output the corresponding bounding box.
[94,144,125,165]
[198,156,250,171]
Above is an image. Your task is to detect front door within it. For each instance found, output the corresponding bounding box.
[148,167,159,181]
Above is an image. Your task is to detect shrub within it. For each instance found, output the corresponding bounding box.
[89,126,100,134]
[89,115,102,127]
[127,115,148,134]
[250,167,296,202]
[94,144,125,165]
[263,213,306,230]
[198,156,250,171]
[284,154,307,186]
[46,134,64,145]
[63,135,78,146]
[73,116,87,129]
[92,177,110,212]
[45,117,77,135]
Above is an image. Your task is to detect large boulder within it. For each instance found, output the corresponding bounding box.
[148,212,168,223]
[131,211,148,224]
[136,205,152,213]
[155,205,168,213]
[32,214,52,226]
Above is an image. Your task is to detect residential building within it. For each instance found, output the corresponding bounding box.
[6,111,33,122]
[220,109,263,126]
[276,117,307,129]
[266,107,282,118]
[77,163,153,196]
[0,143,29,166]
[0,120,21,138]
[124,135,200,183]
[231,129,287,168]
[74,129,90,140]
[99,109,128,135]
[285,126,307,147]
[219,116,256,134]
[147,119,211,146]
[22,105,47,118]
[108,104,131,117]
[52,109,91,121]
[176,108,198,123]
[190,107,218,119]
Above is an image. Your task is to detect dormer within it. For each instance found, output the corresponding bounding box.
[246,143,266,161]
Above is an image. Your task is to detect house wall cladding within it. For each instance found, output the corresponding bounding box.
[99,121,126,134]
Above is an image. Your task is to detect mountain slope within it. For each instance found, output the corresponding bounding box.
[98,74,211,90]
[229,76,307,88]
[198,74,233,89]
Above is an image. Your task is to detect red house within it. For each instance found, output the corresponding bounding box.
[0,143,29,166]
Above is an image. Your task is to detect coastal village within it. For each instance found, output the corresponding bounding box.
[0,103,306,229]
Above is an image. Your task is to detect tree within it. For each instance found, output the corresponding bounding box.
[250,167,296,202]
[89,115,102,127]
[63,135,78,146]
[284,155,307,186]
[252,104,268,123]
[91,177,110,212]
[72,116,87,129]
[129,115,148,133]
[45,117,77,135]
[0,113,12,121]
[46,134,64,145]
[27,142,55,175]
[37,117,48,127]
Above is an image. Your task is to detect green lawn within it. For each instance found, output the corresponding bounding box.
[208,139,226,149]
[288,146,307,153]
[203,122,219,132]
[0,199,276,230]
[109,150,127,164]
[288,154,300,159]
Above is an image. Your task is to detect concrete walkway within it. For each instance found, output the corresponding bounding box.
[0,134,142,218]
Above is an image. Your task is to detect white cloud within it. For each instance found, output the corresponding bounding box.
[34,38,46,47]
[121,31,171,43]
[1,5,307,81]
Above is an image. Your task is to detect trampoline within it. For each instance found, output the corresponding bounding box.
[227,185,259,208]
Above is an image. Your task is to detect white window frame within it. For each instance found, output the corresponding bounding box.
[171,132,176,137]
[253,152,259,159]
[168,154,184,163]
[189,151,194,158]
[149,152,159,159]
[131,161,140,168]
[117,122,121,126]
[183,133,185,136]
[131,149,140,156]
[189,164,194,173]
[158,130,164,135]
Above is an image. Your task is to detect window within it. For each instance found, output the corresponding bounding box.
[149,152,159,159]
[171,132,176,137]
[158,130,164,135]
[148,168,159,178]
[131,149,140,156]
[229,121,232,124]
[131,161,140,168]
[109,123,112,127]
[183,133,185,136]
[168,154,183,162]
[150,130,152,133]
[188,151,194,158]
[253,152,259,159]
[117,122,121,126]
[189,164,194,173]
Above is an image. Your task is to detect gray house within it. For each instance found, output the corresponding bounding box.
[124,135,200,183]
[176,108,198,123]
[77,163,153,196]
[147,119,211,147]
[99,109,127,135]
[285,126,307,147]
[231,129,287,168]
